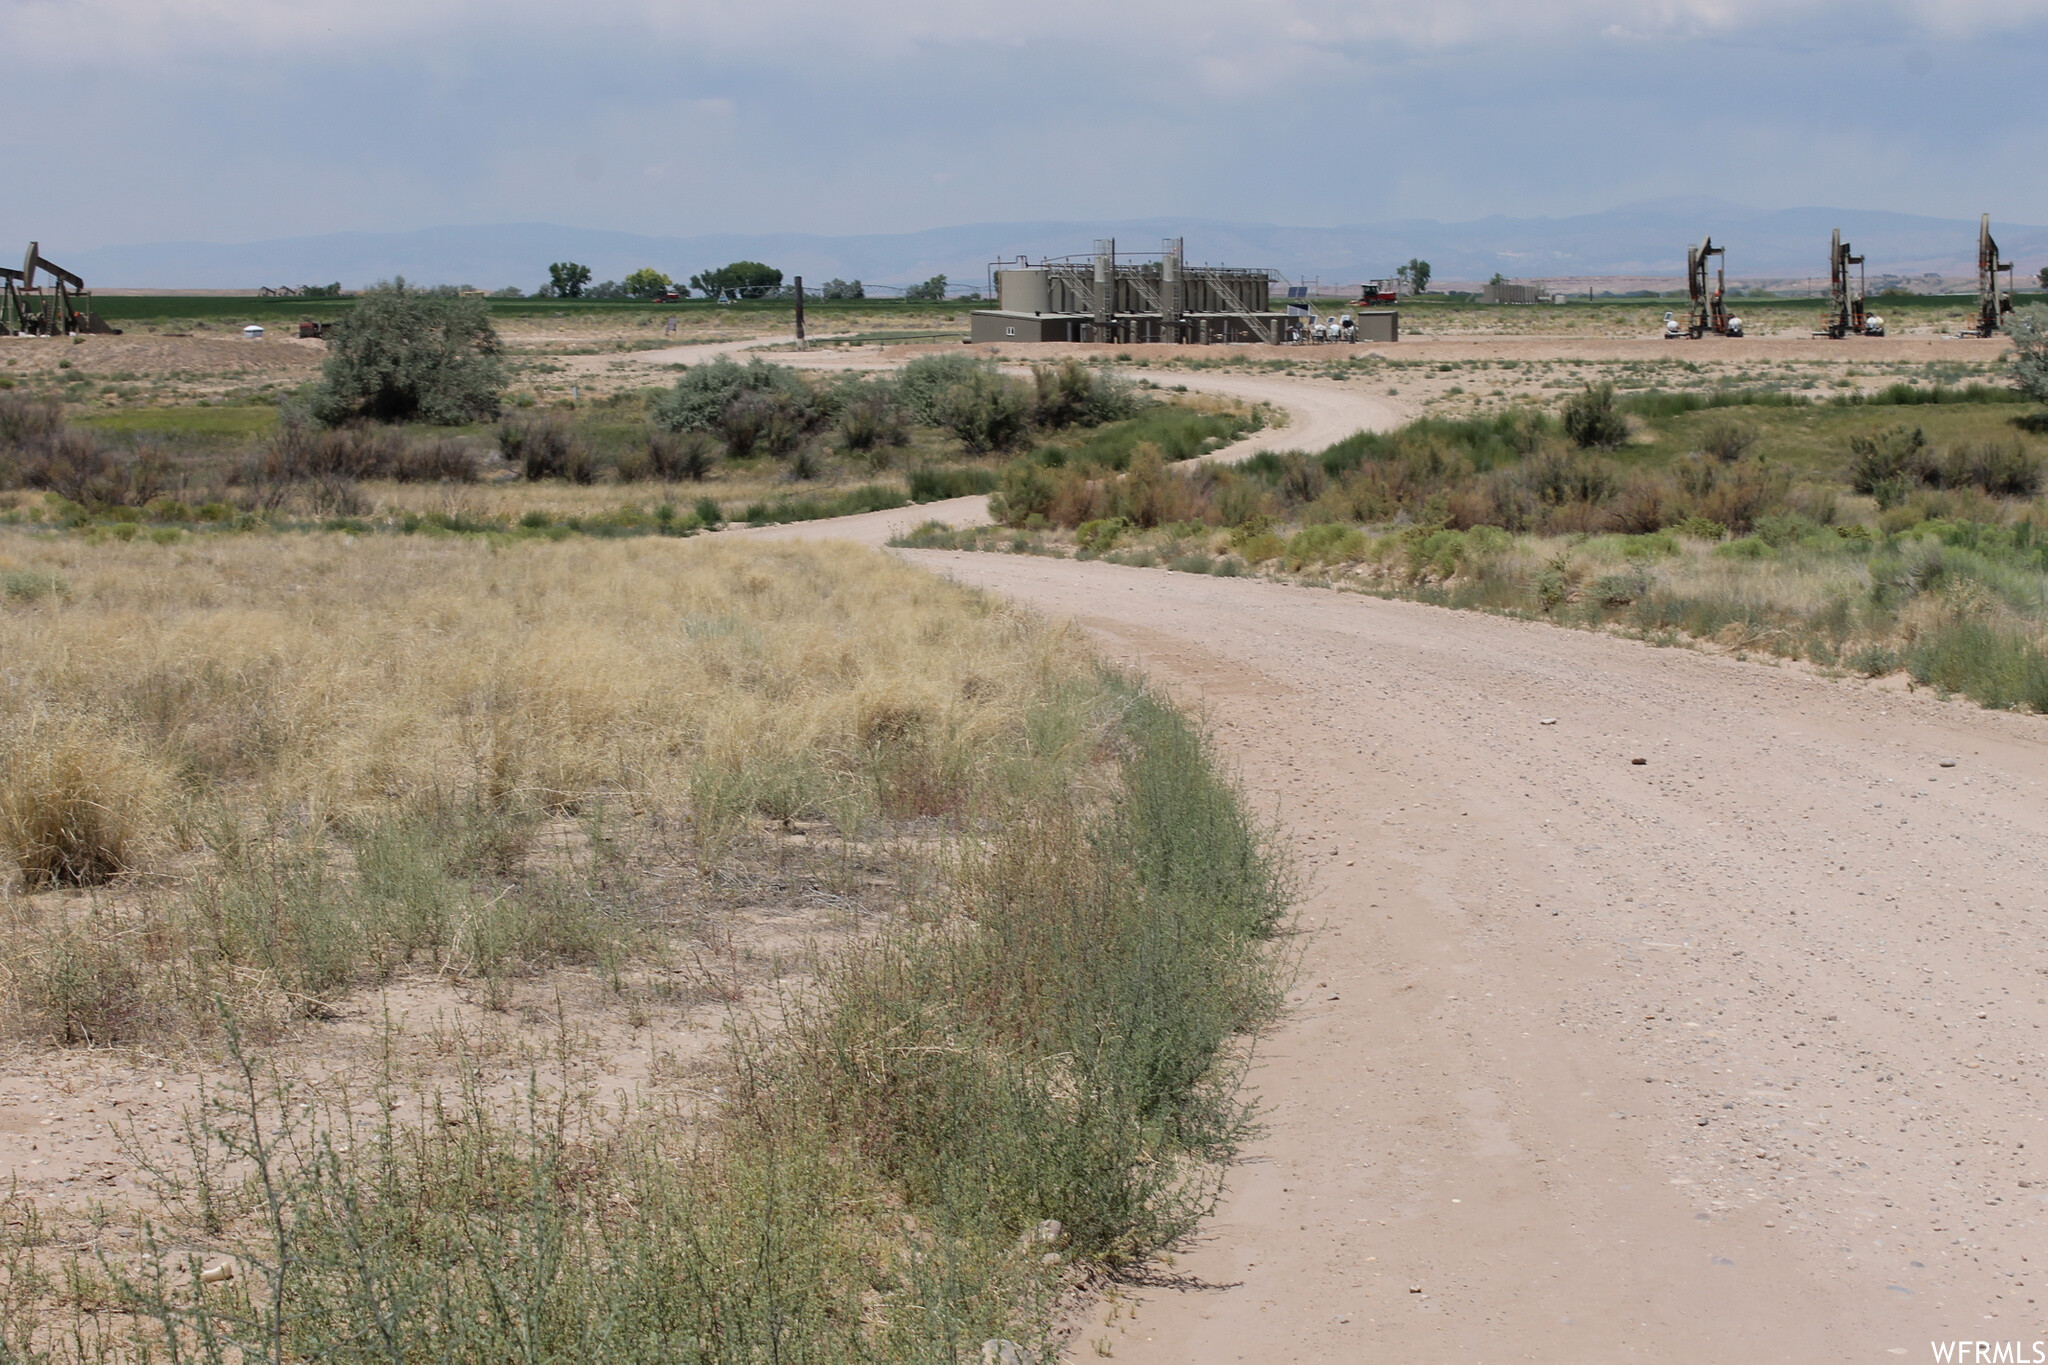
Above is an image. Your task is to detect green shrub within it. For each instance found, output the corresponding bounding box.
[1075,517,1128,552]
[2004,304,2048,403]
[1284,523,1366,567]
[1697,417,1759,462]
[1849,644,1901,676]
[1030,359,1141,428]
[908,466,1000,502]
[651,357,813,434]
[990,457,1059,525]
[936,370,1031,454]
[1713,536,1770,559]
[307,281,505,425]
[1562,382,1629,450]
[1591,569,1650,605]
[892,353,991,425]
[837,394,906,451]
[1847,424,1930,492]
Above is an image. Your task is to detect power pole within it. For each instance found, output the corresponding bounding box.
[793,276,806,349]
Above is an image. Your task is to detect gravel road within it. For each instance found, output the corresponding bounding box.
[867,549,2048,1362]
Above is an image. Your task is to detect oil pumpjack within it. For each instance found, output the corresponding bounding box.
[1666,236,1743,339]
[1959,214,2015,339]
[1817,229,1883,337]
[0,242,120,336]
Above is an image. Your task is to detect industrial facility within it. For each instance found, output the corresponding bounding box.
[970,238,1396,345]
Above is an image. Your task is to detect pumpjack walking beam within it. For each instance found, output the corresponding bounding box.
[9,242,121,336]
[1817,228,1879,338]
[1684,236,1741,338]
[1962,214,2015,339]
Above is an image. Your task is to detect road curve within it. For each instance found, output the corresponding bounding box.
[867,548,2046,1363]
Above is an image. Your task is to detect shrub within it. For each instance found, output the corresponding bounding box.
[936,370,1031,454]
[892,354,990,425]
[1591,569,1651,606]
[502,418,595,483]
[1031,359,1140,428]
[907,466,999,501]
[1075,517,1128,552]
[20,432,172,507]
[1562,382,1629,450]
[694,495,723,528]
[390,436,480,482]
[641,429,716,481]
[989,458,1059,525]
[1953,439,2041,497]
[1285,522,1366,568]
[837,395,906,451]
[651,358,813,434]
[307,280,505,425]
[2008,303,2048,404]
[1847,424,1931,492]
[0,391,65,453]
[1697,417,1759,462]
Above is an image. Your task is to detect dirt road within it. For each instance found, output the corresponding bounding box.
[847,547,2047,1361]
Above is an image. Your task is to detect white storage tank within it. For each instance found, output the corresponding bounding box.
[996,269,1049,314]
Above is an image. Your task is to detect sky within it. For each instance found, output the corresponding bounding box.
[6,0,2047,251]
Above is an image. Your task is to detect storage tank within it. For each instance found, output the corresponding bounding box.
[997,268,1050,314]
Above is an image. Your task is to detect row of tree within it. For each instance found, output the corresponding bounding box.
[529,261,953,302]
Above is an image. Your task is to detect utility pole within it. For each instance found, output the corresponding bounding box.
[793,276,805,349]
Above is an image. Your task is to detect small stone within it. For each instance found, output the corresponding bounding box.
[1940,760,1957,768]
[1630,757,1647,766]
[1031,1219,1064,1246]
[982,1341,1034,1365]
[1409,1286,1423,1294]
[201,1262,235,1285]
[1539,718,1557,726]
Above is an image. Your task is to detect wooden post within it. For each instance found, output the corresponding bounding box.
[793,276,805,348]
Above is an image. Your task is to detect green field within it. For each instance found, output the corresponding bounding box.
[85,294,982,328]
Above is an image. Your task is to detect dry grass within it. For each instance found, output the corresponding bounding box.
[0,528,1289,1362]
[0,531,1103,1054]
[0,533,1081,840]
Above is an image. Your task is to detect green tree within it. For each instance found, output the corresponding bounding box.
[903,274,949,302]
[307,278,505,426]
[2038,265,2048,290]
[688,261,783,300]
[1396,259,1432,294]
[819,278,864,300]
[624,267,673,299]
[2008,304,2048,404]
[545,262,591,298]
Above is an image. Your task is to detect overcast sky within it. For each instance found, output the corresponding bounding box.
[7,0,2046,250]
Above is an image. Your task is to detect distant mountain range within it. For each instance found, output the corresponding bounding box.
[59,200,2048,293]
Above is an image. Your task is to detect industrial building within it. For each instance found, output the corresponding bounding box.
[970,238,1383,345]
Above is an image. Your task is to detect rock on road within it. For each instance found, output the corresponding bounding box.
[863,549,2046,1362]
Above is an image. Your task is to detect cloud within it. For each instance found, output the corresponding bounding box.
[0,0,2042,253]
